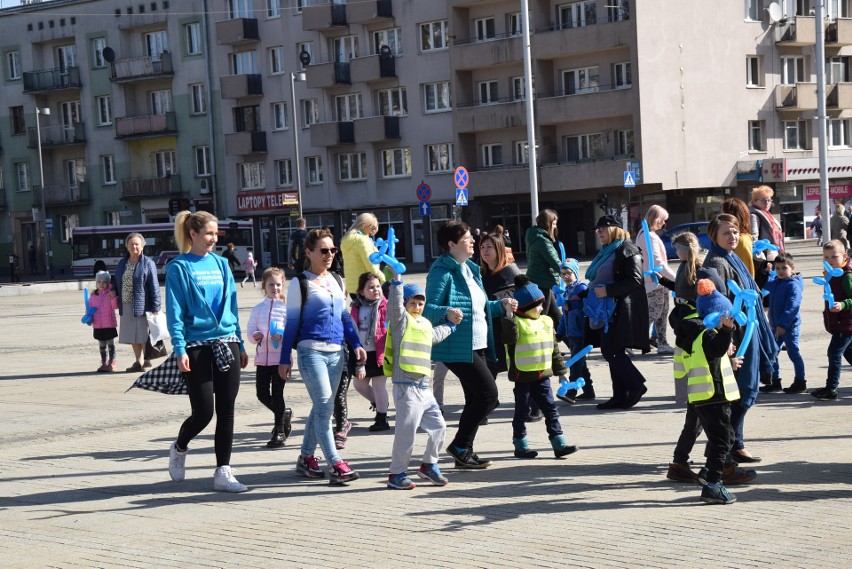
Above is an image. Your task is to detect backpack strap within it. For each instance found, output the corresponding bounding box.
[294,271,346,336]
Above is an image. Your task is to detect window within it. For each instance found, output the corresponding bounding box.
[234,105,261,132]
[185,22,202,55]
[5,51,21,80]
[559,1,597,29]
[60,214,79,243]
[144,31,168,61]
[608,0,630,21]
[420,20,448,51]
[91,39,106,68]
[56,44,77,71]
[511,77,526,101]
[150,89,172,114]
[374,28,402,55]
[195,145,211,176]
[269,46,284,74]
[229,0,253,18]
[515,140,529,164]
[616,129,635,156]
[781,56,805,85]
[378,87,407,116]
[563,66,599,94]
[783,120,810,150]
[833,0,852,18]
[239,162,265,189]
[331,35,359,63]
[302,98,319,127]
[338,152,367,181]
[381,148,412,177]
[475,17,496,42]
[230,50,258,74]
[271,102,288,130]
[745,0,764,21]
[482,143,503,167]
[11,106,25,135]
[275,159,292,186]
[101,155,116,184]
[613,62,631,88]
[155,151,177,177]
[507,12,523,36]
[298,42,313,70]
[565,133,604,161]
[105,211,121,226]
[190,83,207,114]
[748,120,765,151]
[267,0,281,18]
[427,143,454,173]
[15,162,30,192]
[335,93,363,121]
[424,81,452,112]
[478,80,499,105]
[826,56,852,83]
[829,119,852,147]
[746,55,764,87]
[307,156,324,184]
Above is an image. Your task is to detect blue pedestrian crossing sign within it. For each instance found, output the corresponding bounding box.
[419,201,431,216]
[623,171,636,188]
[456,188,469,206]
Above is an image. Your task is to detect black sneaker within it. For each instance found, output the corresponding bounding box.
[811,387,839,401]
[701,482,736,505]
[266,426,285,448]
[759,381,782,393]
[783,380,807,394]
[446,446,490,469]
[576,386,596,400]
[524,408,544,422]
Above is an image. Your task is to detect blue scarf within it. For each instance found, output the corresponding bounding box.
[585,239,624,281]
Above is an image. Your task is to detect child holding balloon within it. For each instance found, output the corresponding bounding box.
[247,267,291,447]
[760,253,805,394]
[813,240,852,401]
[555,258,594,402]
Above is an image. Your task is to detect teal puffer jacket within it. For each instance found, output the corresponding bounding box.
[525,226,561,290]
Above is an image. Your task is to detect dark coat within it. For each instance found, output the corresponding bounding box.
[115,254,161,317]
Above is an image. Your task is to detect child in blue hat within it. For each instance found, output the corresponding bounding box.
[555,258,593,402]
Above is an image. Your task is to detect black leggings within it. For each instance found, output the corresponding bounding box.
[177,343,241,467]
[444,350,499,450]
[256,365,286,426]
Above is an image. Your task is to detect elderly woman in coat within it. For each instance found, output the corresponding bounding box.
[115,232,161,372]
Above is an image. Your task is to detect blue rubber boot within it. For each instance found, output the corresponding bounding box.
[513,437,538,459]
[550,434,578,458]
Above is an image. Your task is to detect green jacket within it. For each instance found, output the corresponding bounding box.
[524,226,561,290]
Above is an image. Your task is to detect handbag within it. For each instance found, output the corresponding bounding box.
[146,311,169,343]
[145,338,169,360]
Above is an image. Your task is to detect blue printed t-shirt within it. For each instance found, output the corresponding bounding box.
[183,252,225,320]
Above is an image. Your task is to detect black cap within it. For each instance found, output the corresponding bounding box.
[594,215,623,229]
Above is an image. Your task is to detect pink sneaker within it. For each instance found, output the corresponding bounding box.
[295,454,324,479]
[328,460,359,485]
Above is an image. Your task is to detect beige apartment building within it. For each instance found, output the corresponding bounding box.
[2,0,852,276]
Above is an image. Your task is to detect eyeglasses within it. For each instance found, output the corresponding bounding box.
[758,198,773,203]
[319,247,339,256]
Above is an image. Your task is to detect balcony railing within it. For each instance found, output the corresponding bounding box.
[353,115,400,142]
[827,18,852,46]
[310,120,355,146]
[35,182,90,206]
[225,131,268,155]
[775,82,818,111]
[27,122,86,148]
[115,112,177,138]
[23,67,81,92]
[220,74,263,98]
[111,52,174,82]
[775,16,816,45]
[215,17,259,44]
[302,2,347,31]
[121,176,182,200]
[349,53,395,82]
[348,0,392,23]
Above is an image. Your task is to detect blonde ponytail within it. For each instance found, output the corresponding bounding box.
[174,210,218,253]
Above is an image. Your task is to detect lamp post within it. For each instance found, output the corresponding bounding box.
[35,106,52,279]
[289,71,306,218]
[520,0,539,219]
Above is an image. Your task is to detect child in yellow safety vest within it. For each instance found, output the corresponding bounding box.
[383,277,456,490]
[503,275,578,459]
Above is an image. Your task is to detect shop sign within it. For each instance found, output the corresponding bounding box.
[237,191,299,212]
[804,183,852,201]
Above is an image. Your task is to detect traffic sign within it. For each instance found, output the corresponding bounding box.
[454,166,469,189]
[45,217,54,231]
[419,201,431,216]
[627,161,642,184]
[416,183,432,202]
[623,171,636,188]
[456,188,468,206]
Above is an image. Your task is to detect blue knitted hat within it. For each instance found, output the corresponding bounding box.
[512,275,545,311]
[696,278,733,319]
[403,283,425,303]
[561,258,581,280]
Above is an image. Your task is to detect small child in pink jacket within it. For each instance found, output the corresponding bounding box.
[246,267,290,447]
[90,270,119,372]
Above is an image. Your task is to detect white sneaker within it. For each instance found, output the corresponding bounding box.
[168,441,187,482]
[213,465,248,493]
[657,344,675,355]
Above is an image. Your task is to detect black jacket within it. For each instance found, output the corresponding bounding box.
[671,312,736,407]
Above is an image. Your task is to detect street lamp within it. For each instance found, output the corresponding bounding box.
[35,106,52,279]
[289,71,306,218]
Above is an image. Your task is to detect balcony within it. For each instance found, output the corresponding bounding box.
[827,18,852,46]
[466,166,531,197]
[828,83,852,110]
[533,19,632,59]
[310,121,354,146]
[775,16,816,46]
[27,123,86,149]
[111,52,173,83]
[454,99,525,133]
[121,176,183,200]
[215,18,259,45]
[539,157,628,192]
[35,182,90,206]
[220,74,263,98]
[353,115,400,142]
[451,35,523,70]
[349,54,396,83]
[302,2,347,31]
[347,0,392,23]
[305,61,351,88]
[775,83,818,112]
[536,85,637,125]
[115,112,177,139]
[225,131,268,155]
[23,67,81,93]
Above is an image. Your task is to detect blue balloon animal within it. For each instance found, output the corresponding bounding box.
[752,239,780,256]
[551,241,568,305]
[269,319,284,350]
[813,260,844,307]
[727,280,760,358]
[369,226,407,275]
[641,219,663,285]
[557,376,586,398]
[81,287,97,325]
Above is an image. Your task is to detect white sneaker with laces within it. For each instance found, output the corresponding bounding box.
[213,465,248,493]
[168,441,187,482]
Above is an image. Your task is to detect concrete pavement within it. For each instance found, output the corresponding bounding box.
[1,242,851,568]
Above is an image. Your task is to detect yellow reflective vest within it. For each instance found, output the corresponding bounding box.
[508,315,553,372]
[672,311,697,381]
[383,312,433,377]
[684,330,740,404]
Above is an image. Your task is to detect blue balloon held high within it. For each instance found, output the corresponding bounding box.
[641,219,663,285]
[369,226,406,275]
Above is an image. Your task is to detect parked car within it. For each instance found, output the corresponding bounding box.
[659,222,712,259]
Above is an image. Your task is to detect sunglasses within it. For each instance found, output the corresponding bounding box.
[319,247,339,256]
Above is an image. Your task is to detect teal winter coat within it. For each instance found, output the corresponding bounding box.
[425,253,504,363]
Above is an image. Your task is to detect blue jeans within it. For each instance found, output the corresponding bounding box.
[826,333,852,390]
[772,326,805,381]
[297,346,346,467]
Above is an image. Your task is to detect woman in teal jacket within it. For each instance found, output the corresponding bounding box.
[425,221,516,470]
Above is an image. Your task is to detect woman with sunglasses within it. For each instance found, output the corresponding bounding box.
[279,228,367,485]
[636,205,676,355]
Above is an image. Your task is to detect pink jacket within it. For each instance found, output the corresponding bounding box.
[350,297,388,365]
[246,297,287,366]
[90,290,119,329]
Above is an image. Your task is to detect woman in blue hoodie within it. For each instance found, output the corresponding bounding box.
[165,211,249,493]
